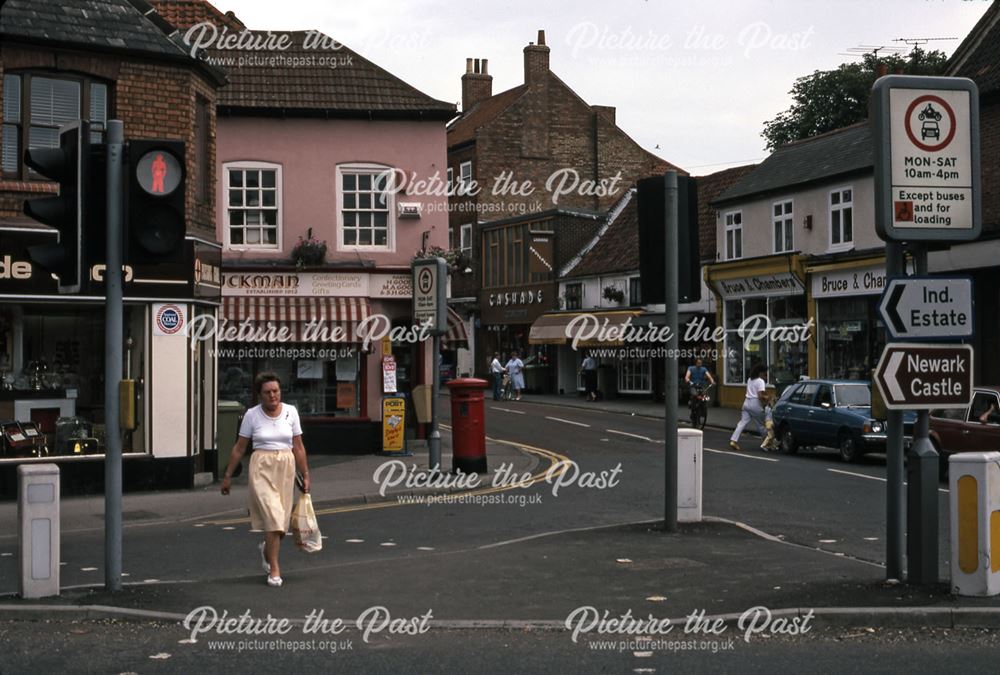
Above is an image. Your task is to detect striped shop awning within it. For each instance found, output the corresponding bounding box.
[445,307,469,349]
[221,296,372,343]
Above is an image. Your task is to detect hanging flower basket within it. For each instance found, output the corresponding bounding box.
[603,285,626,304]
[291,235,327,268]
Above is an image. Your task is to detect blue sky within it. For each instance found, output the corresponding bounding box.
[219,0,993,175]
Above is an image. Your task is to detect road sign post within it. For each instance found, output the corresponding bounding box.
[412,257,448,472]
[873,75,981,242]
[874,343,974,410]
[878,277,973,341]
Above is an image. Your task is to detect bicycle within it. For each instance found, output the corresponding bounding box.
[500,373,515,401]
[688,383,713,430]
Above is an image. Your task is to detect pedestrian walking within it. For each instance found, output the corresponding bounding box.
[221,372,311,588]
[729,365,769,450]
[580,351,599,401]
[505,351,525,401]
[489,352,505,401]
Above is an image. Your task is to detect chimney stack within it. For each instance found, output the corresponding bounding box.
[524,29,550,86]
[461,57,493,112]
[592,105,616,124]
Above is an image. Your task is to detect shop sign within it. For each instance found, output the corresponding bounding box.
[153,303,186,336]
[222,271,413,299]
[382,355,397,394]
[874,76,980,242]
[336,382,356,409]
[713,272,803,300]
[371,274,412,299]
[381,396,407,454]
[193,242,222,300]
[811,264,886,299]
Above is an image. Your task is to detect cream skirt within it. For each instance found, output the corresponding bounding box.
[248,450,296,532]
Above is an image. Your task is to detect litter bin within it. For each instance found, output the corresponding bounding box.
[446,378,489,474]
[216,400,245,480]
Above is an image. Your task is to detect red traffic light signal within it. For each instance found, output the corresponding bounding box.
[22,121,89,293]
[127,140,186,264]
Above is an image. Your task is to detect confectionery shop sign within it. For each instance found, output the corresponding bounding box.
[873,75,981,242]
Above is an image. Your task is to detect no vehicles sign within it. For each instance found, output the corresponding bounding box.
[873,75,981,242]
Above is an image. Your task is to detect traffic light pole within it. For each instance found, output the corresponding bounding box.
[663,171,678,533]
[105,120,124,592]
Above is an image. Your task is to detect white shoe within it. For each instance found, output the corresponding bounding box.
[267,575,283,587]
[259,541,270,574]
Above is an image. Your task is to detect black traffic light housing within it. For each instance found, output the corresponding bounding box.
[127,139,186,265]
[23,120,90,293]
[637,174,701,305]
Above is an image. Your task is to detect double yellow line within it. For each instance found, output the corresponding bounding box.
[202,431,570,526]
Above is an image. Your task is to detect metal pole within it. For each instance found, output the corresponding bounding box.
[104,120,124,592]
[429,334,442,472]
[664,171,679,532]
[884,241,905,581]
[906,245,938,584]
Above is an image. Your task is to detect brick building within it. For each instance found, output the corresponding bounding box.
[0,0,225,493]
[447,30,682,384]
[155,0,460,453]
[932,0,1000,384]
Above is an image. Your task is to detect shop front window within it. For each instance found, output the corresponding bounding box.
[218,352,361,417]
[724,295,808,388]
[618,358,651,394]
[1,305,142,458]
[817,297,885,380]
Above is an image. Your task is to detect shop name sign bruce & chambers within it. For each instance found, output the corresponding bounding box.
[714,273,803,300]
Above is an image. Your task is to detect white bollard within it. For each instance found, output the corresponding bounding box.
[18,464,60,599]
[949,451,1000,597]
[677,429,703,523]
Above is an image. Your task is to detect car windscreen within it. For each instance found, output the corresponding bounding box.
[835,385,870,407]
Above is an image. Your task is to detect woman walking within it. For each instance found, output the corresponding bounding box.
[505,351,526,401]
[221,372,311,587]
[729,365,769,451]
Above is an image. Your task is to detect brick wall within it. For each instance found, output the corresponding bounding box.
[0,45,218,240]
[980,97,999,230]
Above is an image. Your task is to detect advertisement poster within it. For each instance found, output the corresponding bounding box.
[382,355,397,394]
[381,396,406,454]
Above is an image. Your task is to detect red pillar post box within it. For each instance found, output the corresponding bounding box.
[445,378,489,474]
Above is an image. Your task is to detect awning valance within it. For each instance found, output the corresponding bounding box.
[221,296,371,343]
[445,307,469,349]
[529,310,641,348]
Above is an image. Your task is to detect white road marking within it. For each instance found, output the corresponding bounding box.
[345,539,364,543]
[819,539,837,544]
[222,526,235,530]
[492,407,526,415]
[827,468,949,493]
[545,416,590,427]
[81,567,98,572]
[704,447,779,462]
[380,542,397,547]
[607,429,658,442]
[417,546,435,551]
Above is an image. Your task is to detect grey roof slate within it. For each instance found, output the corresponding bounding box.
[947,0,1000,97]
[713,124,872,205]
[0,0,189,58]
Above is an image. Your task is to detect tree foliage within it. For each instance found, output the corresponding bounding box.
[761,49,949,150]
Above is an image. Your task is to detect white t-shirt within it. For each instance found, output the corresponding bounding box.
[238,403,302,450]
[744,377,766,402]
[490,358,504,374]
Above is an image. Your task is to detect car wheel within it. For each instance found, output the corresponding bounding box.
[780,425,798,454]
[838,431,860,463]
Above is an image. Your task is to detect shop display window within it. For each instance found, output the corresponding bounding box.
[218,353,361,417]
[817,297,885,381]
[724,295,808,389]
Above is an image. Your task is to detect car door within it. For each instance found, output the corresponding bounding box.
[930,406,967,455]
[808,383,837,448]
[790,383,819,444]
[964,390,1000,452]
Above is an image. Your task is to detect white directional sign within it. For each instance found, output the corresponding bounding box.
[873,75,981,242]
[878,277,973,340]
[875,343,974,410]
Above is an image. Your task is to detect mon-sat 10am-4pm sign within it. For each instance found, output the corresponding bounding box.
[873,75,981,242]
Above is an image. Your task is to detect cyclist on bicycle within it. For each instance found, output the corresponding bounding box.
[684,358,715,400]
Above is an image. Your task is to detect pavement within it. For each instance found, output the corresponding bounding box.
[1,395,998,642]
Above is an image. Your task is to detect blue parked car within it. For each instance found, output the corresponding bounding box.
[773,379,912,463]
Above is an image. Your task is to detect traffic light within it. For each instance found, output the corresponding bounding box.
[637,174,701,304]
[23,120,90,293]
[127,140,186,265]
